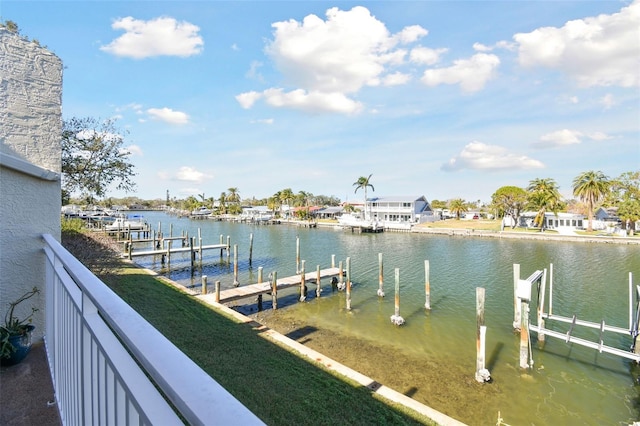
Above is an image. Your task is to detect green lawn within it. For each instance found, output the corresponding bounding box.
[63,228,435,425]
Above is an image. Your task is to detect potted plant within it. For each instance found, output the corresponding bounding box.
[1,287,40,366]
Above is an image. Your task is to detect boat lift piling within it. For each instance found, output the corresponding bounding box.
[377,253,385,297]
[475,287,491,382]
[514,263,640,366]
[425,260,431,310]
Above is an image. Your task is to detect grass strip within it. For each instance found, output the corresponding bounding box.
[63,229,435,425]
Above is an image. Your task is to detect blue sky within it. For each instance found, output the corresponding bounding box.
[4,1,639,203]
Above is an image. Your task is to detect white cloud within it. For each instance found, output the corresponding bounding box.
[534,129,613,149]
[147,107,189,124]
[246,60,264,81]
[121,144,143,156]
[382,72,411,86]
[409,46,448,65]
[240,6,428,114]
[251,118,274,125]
[442,141,544,171]
[600,93,615,109]
[100,16,203,59]
[513,1,640,87]
[421,53,500,92]
[236,91,263,109]
[473,40,516,52]
[263,88,363,114]
[534,129,583,149]
[174,166,212,183]
[394,25,429,44]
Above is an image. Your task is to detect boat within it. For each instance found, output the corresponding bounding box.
[337,213,383,231]
[191,206,213,216]
[105,214,148,231]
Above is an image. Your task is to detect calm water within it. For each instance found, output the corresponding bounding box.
[133,212,640,425]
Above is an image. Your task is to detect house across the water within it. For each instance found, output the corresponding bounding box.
[363,195,436,230]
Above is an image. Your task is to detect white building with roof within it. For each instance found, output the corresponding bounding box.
[366,195,436,229]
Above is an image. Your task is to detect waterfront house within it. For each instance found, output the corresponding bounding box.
[518,211,585,232]
[366,195,436,229]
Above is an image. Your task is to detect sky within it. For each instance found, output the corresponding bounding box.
[4,1,639,204]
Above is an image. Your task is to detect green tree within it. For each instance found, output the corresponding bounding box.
[2,20,19,33]
[491,186,527,229]
[62,117,136,202]
[618,199,640,234]
[527,178,562,230]
[448,198,467,220]
[218,192,227,215]
[572,170,610,232]
[227,187,240,204]
[353,174,374,220]
[279,188,295,218]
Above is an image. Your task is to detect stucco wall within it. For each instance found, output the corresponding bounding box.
[0,27,62,341]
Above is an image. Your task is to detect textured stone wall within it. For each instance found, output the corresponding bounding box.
[0,28,63,340]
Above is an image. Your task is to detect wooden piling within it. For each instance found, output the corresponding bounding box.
[346,257,352,311]
[316,265,321,298]
[537,268,547,342]
[272,271,278,310]
[226,236,231,260]
[519,280,531,369]
[390,268,405,325]
[189,237,195,269]
[377,253,384,297]
[215,280,220,303]
[331,254,335,268]
[338,261,345,291]
[475,287,490,382]
[299,260,306,302]
[258,266,263,284]
[296,236,300,274]
[249,233,254,266]
[513,263,521,330]
[424,260,431,310]
[202,275,208,295]
[198,228,203,261]
[220,234,224,257]
[233,244,239,287]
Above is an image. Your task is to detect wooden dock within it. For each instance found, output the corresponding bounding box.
[128,244,227,258]
[197,267,342,304]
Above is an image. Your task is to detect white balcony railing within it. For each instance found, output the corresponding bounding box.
[43,234,264,425]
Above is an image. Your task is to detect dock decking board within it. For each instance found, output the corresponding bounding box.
[197,267,342,304]
[129,244,228,257]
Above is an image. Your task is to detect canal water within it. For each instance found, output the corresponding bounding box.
[132,211,640,425]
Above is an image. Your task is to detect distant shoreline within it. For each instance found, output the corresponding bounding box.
[410,226,640,244]
[306,219,640,245]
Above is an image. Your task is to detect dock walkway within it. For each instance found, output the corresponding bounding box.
[128,244,227,258]
[197,267,342,304]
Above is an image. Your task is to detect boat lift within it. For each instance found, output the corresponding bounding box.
[513,263,640,369]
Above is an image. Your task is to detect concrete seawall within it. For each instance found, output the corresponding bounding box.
[411,227,640,245]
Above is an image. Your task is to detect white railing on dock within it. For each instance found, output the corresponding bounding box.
[42,234,264,425]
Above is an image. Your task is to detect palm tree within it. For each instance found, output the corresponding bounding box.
[572,170,610,232]
[279,188,294,218]
[353,174,374,220]
[527,178,562,231]
[218,192,227,215]
[448,198,467,220]
[227,187,240,204]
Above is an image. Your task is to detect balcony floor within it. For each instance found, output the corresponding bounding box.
[0,339,62,425]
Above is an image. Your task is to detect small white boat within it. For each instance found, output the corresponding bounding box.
[106,214,148,231]
[337,213,383,231]
[191,207,212,216]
